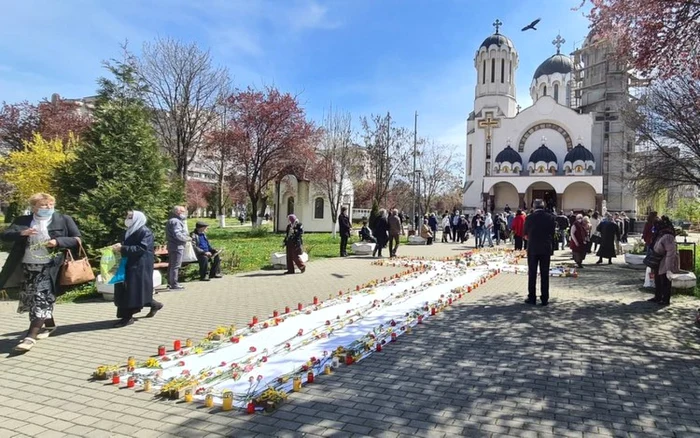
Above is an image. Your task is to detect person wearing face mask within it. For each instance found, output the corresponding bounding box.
[0,193,82,352]
[112,211,163,327]
[165,206,189,290]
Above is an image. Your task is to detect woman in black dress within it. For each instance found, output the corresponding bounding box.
[112,211,163,327]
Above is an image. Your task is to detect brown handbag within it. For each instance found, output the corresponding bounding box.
[60,243,96,286]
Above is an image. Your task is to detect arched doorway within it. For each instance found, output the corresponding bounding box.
[562,182,596,212]
[490,182,519,213]
[526,181,557,212]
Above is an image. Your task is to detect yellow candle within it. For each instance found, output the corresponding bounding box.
[222,391,233,411]
[184,388,193,403]
[143,379,151,392]
[324,365,332,375]
[205,393,214,408]
[127,356,136,369]
[293,376,302,392]
[185,338,193,348]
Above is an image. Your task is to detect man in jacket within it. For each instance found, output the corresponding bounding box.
[524,200,556,306]
[191,222,222,281]
[338,206,352,257]
[472,211,484,248]
[511,209,525,250]
[388,209,403,257]
[166,206,189,290]
[555,210,570,250]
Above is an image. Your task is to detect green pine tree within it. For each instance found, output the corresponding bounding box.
[56,58,182,250]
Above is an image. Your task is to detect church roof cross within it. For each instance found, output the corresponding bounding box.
[478,112,501,141]
[493,19,503,34]
[552,34,566,54]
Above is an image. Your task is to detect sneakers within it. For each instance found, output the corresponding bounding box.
[13,337,36,352]
[36,325,58,340]
[168,285,185,290]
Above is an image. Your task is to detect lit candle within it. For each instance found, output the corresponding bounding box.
[331,357,340,368]
[127,376,135,388]
[173,340,181,351]
[185,338,193,348]
[127,356,136,371]
[391,333,397,342]
[313,296,319,305]
[376,344,382,352]
[143,379,151,392]
[285,306,290,314]
[252,316,258,325]
[205,393,214,408]
[324,365,332,375]
[345,354,353,365]
[247,402,255,414]
[307,371,314,384]
[184,388,193,403]
[273,310,279,317]
[293,376,302,391]
[112,373,120,385]
[431,307,436,316]
[417,315,423,324]
[222,391,233,411]
[297,303,303,311]
[158,345,166,356]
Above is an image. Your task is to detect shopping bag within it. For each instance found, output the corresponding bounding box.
[59,243,96,286]
[643,267,655,288]
[182,241,197,263]
[108,258,127,284]
[99,247,121,284]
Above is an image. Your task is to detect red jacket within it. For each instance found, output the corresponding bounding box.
[512,213,525,237]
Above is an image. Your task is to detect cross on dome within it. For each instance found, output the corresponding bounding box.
[552,34,566,54]
[493,19,503,34]
[541,135,547,145]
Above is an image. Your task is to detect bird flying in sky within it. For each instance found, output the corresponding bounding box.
[521,18,541,31]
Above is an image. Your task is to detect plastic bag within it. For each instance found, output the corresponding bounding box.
[100,247,121,284]
[643,267,655,288]
[108,258,127,285]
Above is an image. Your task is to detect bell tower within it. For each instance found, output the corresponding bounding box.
[474,19,519,118]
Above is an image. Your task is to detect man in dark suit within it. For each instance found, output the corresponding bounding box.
[338,206,352,257]
[524,199,556,306]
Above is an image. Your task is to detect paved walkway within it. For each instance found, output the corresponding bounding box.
[1,241,699,438]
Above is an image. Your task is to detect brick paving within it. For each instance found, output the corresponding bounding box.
[1,239,699,438]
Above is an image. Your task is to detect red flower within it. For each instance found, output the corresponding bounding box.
[249,346,257,352]
[231,337,240,343]
[230,363,238,368]
[257,375,263,381]
[325,320,330,325]
[263,322,269,328]
[262,356,268,363]
[181,369,190,376]
[178,361,185,367]
[310,356,317,362]
[301,364,309,372]
[285,343,291,348]
[297,329,304,336]
[220,361,227,367]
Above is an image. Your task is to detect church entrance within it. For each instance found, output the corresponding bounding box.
[527,183,557,212]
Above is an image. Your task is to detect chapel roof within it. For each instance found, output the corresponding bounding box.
[564,143,595,163]
[495,145,522,164]
[480,33,514,50]
[533,53,573,79]
[529,144,558,164]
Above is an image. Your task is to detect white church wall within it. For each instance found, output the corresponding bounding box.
[562,182,597,211]
[492,183,519,211]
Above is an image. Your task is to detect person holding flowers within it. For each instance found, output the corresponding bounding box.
[0,193,82,352]
[111,210,163,327]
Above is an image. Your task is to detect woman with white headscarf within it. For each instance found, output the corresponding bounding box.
[112,210,163,327]
[283,214,306,274]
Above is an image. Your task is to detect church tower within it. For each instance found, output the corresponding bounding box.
[473,19,519,118]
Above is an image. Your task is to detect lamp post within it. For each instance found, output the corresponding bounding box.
[415,169,422,228]
[411,111,418,231]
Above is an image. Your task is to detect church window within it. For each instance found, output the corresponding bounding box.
[314,197,324,219]
[287,196,295,216]
[468,144,473,176]
[486,141,491,160]
[509,61,513,84]
[500,59,504,83]
[485,161,491,176]
[491,59,495,83]
[482,60,486,84]
[554,84,559,101]
[543,85,547,96]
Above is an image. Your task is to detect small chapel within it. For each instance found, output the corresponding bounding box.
[463,20,637,216]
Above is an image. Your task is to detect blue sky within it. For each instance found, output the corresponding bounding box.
[0,0,591,147]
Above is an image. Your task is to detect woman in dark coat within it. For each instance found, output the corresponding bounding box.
[112,211,163,327]
[372,209,389,257]
[0,193,81,352]
[595,214,620,265]
[283,214,306,274]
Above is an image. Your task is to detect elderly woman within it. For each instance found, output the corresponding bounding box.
[112,211,163,327]
[372,209,389,257]
[283,214,305,274]
[652,216,679,306]
[569,214,588,268]
[0,193,81,352]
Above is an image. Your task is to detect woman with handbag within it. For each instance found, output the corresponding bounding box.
[111,211,163,327]
[0,193,82,352]
[650,216,679,306]
[283,214,306,274]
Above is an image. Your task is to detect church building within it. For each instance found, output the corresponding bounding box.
[463,20,637,216]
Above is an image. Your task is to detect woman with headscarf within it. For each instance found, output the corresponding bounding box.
[283,214,305,274]
[112,211,163,327]
[569,214,588,268]
[420,218,433,245]
[0,193,82,352]
[595,213,620,265]
[651,216,679,306]
[483,213,494,247]
[642,211,658,252]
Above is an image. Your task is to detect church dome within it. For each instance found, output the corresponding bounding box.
[529,144,557,164]
[533,54,573,79]
[495,145,522,164]
[564,143,594,163]
[480,33,514,50]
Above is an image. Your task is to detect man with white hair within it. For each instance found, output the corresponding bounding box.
[166,206,190,290]
[388,209,403,257]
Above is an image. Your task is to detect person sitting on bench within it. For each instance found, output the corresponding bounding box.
[359,220,377,243]
[191,222,223,281]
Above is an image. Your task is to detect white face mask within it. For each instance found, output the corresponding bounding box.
[125,218,134,227]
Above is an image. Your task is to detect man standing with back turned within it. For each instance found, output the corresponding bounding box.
[524,199,556,306]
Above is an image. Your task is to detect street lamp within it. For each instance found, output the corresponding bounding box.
[415,169,422,228]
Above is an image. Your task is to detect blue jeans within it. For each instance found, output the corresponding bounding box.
[484,228,494,247]
[475,227,484,247]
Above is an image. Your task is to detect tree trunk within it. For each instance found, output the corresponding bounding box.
[217,166,225,227]
[331,218,337,238]
[257,196,268,227]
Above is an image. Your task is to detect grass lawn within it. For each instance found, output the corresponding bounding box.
[187,219,341,274]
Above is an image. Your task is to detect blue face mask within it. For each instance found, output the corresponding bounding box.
[36,208,54,218]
